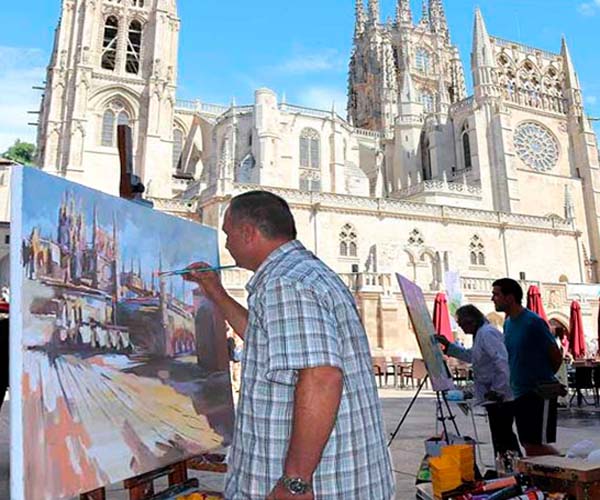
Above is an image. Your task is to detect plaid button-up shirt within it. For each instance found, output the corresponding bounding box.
[224,240,394,499]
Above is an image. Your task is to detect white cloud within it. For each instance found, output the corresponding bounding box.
[0,46,46,152]
[295,86,348,113]
[268,48,344,75]
[578,0,600,16]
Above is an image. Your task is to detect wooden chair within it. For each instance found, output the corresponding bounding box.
[372,356,387,388]
[412,358,429,390]
[390,357,412,388]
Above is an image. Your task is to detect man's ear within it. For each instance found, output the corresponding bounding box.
[240,222,258,244]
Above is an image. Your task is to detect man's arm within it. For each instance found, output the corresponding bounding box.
[184,262,249,338]
[267,366,343,499]
[548,341,563,374]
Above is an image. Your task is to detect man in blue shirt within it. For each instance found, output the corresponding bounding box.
[491,278,562,457]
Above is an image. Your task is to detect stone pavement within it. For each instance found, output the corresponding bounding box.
[2,388,600,499]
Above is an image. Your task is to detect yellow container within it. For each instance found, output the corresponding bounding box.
[429,455,461,498]
[442,444,475,482]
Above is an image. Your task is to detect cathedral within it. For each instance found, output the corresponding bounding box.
[28,0,600,356]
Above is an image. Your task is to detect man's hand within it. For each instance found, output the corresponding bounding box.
[435,334,450,349]
[484,390,504,403]
[266,482,314,500]
[182,261,249,338]
[183,262,227,301]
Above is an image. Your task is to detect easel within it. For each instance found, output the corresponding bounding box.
[388,375,460,447]
[80,125,228,500]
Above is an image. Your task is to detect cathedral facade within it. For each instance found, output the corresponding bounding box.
[31,0,600,356]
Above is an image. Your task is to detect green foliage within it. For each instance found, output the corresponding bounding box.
[2,139,36,165]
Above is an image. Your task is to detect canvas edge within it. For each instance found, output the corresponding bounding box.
[9,166,24,500]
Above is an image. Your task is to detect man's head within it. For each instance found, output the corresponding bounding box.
[455,305,486,335]
[491,278,523,313]
[223,191,297,270]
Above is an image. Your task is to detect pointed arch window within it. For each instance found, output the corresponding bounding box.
[420,133,432,181]
[461,123,472,171]
[101,16,119,71]
[126,20,143,74]
[101,110,115,146]
[172,128,184,172]
[339,223,358,257]
[420,90,434,113]
[415,48,430,74]
[299,128,321,192]
[469,235,485,266]
[99,102,131,147]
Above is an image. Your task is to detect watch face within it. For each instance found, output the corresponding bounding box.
[289,478,307,494]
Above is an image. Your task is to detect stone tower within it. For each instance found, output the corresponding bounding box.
[36,0,180,197]
[348,0,466,134]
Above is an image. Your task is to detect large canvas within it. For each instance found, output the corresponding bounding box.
[10,167,234,500]
[396,274,454,392]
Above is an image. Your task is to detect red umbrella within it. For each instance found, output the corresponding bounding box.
[433,292,454,342]
[569,300,586,360]
[527,285,548,324]
[597,298,600,357]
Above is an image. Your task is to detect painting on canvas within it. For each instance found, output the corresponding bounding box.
[396,274,454,392]
[10,167,234,500]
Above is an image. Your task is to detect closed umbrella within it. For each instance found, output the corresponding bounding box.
[597,298,600,357]
[527,285,548,324]
[433,292,454,342]
[569,300,586,360]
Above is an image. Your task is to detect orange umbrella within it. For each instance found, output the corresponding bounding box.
[433,292,454,342]
[569,300,586,360]
[527,285,548,324]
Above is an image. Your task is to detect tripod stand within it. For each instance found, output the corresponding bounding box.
[388,375,460,447]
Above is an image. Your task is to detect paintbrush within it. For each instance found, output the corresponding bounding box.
[154,264,237,278]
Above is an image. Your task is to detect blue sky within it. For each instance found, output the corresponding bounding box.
[1,0,599,152]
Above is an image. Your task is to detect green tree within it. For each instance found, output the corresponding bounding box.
[2,139,36,165]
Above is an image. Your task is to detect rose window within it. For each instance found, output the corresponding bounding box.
[514,122,558,172]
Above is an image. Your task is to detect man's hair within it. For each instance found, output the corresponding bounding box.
[455,305,486,330]
[229,191,297,240]
[492,278,523,305]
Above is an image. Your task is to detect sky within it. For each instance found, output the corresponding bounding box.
[0,0,599,152]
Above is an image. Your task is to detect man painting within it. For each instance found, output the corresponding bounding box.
[436,305,521,458]
[185,191,394,500]
[492,278,562,457]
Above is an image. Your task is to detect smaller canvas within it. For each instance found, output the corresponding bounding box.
[396,274,454,392]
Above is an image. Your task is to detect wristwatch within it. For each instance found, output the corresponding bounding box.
[279,475,312,495]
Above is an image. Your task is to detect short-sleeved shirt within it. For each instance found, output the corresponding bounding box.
[504,308,557,399]
[224,240,394,500]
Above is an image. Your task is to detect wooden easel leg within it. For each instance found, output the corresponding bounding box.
[80,488,106,500]
[168,461,188,486]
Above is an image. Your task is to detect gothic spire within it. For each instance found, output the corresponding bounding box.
[400,67,418,104]
[429,0,449,40]
[355,0,366,38]
[396,0,412,25]
[472,8,494,69]
[561,37,580,90]
[421,0,430,26]
[368,0,380,25]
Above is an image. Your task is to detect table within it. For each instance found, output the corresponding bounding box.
[518,456,600,500]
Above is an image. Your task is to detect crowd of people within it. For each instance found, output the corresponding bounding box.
[184,189,567,499]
